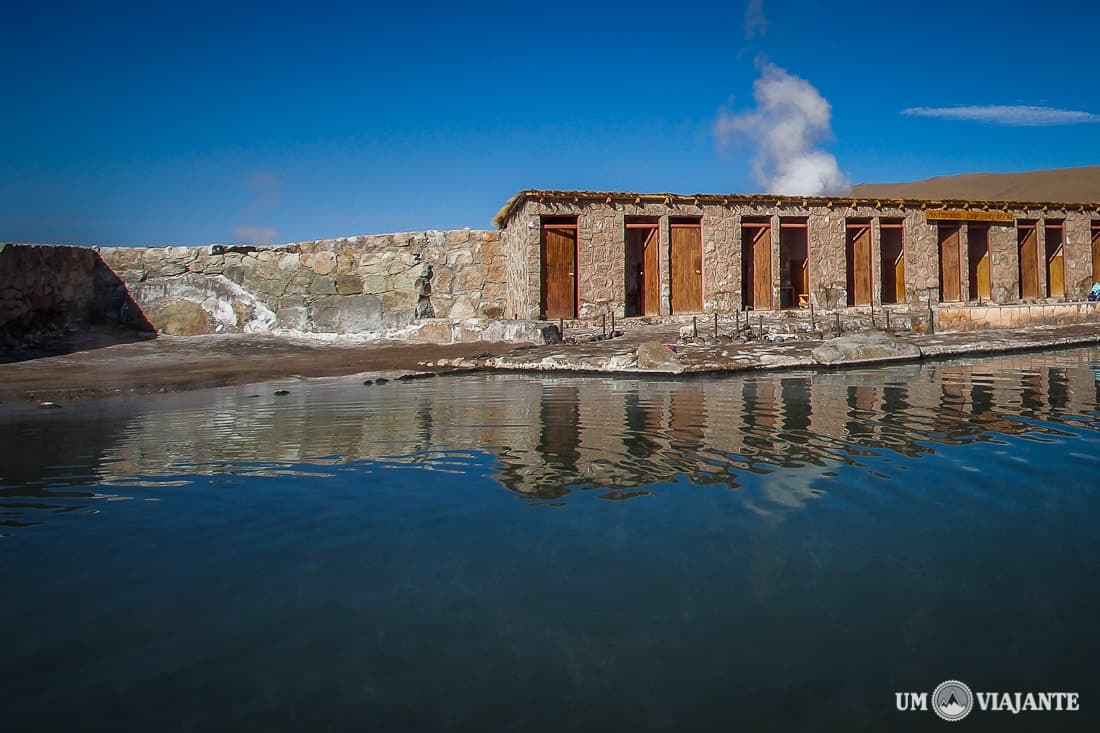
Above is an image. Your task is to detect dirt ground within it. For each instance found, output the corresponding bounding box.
[0,329,523,405]
[4,322,1100,407]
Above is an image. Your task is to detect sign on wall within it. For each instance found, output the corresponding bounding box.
[925,210,1016,223]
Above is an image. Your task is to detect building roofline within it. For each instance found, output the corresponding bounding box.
[492,189,1100,228]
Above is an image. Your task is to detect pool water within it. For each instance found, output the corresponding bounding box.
[3,349,1100,731]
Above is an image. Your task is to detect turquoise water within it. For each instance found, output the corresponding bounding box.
[3,349,1100,731]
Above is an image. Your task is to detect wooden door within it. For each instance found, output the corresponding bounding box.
[671,223,702,313]
[541,224,576,319]
[938,225,961,302]
[629,226,660,314]
[779,223,808,308]
[880,227,904,303]
[625,226,659,316]
[789,258,809,307]
[1019,226,1039,299]
[968,226,991,300]
[1092,226,1100,284]
[642,227,659,315]
[1046,229,1065,298]
[752,226,772,310]
[846,225,872,305]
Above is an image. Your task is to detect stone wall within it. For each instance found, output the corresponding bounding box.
[0,243,142,348]
[936,301,1100,332]
[501,195,1100,318]
[97,229,509,338]
[500,208,533,320]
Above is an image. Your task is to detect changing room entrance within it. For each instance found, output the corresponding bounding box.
[1045,221,1065,299]
[880,220,905,304]
[624,218,660,316]
[938,224,962,303]
[670,218,702,314]
[742,218,772,310]
[540,217,577,319]
[1018,221,1039,300]
[779,218,808,309]
[968,225,991,301]
[846,220,872,306]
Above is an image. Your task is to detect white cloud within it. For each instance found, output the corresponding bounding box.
[233,225,278,245]
[715,60,849,196]
[744,0,767,40]
[902,105,1100,126]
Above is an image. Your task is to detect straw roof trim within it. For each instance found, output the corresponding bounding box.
[492,189,1100,228]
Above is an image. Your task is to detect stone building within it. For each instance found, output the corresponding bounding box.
[495,190,1100,320]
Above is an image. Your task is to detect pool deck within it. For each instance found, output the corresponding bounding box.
[483,322,1100,375]
[2,321,1100,407]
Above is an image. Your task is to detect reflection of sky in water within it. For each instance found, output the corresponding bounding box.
[2,348,1100,729]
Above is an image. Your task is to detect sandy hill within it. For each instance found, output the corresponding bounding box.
[851,166,1100,203]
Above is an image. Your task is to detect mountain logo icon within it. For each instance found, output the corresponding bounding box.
[933,680,974,721]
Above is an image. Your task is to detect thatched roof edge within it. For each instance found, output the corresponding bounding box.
[492,189,1100,229]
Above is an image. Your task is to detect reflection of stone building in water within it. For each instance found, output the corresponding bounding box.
[496,190,1100,323]
[85,357,1100,507]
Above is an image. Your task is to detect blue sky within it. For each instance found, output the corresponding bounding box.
[3,0,1098,246]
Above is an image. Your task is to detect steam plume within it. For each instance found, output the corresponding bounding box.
[715,61,849,196]
[744,0,767,40]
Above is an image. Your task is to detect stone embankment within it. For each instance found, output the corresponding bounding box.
[96,229,511,340]
[1,232,564,350]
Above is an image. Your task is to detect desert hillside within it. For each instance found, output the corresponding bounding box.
[851,166,1100,203]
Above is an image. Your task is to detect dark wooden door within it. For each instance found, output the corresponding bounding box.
[625,226,659,316]
[1046,228,1065,298]
[752,226,772,310]
[671,224,702,313]
[939,226,961,302]
[848,225,872,306]
[968,226,990,300]
[779,224,808,309]
[541,225,576,319]
[1092,227,1100,284]
[642,227,659,315]
[788,258,809,307]
[1019,227,1039,299]
[880,227,904,304]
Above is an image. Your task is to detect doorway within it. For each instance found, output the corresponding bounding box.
[938,224,961,303]
[967,225,991,301]
[624,218,660,316]
[1045,221,1065,298]
[670,218,702,313]
[540,217,577,319]
[880,221,905,304]
[846,220,872,306]
[1092,221,1100,285]
[1018,221,1039,299]
[742,218,772,310]
[779,219,809,308]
